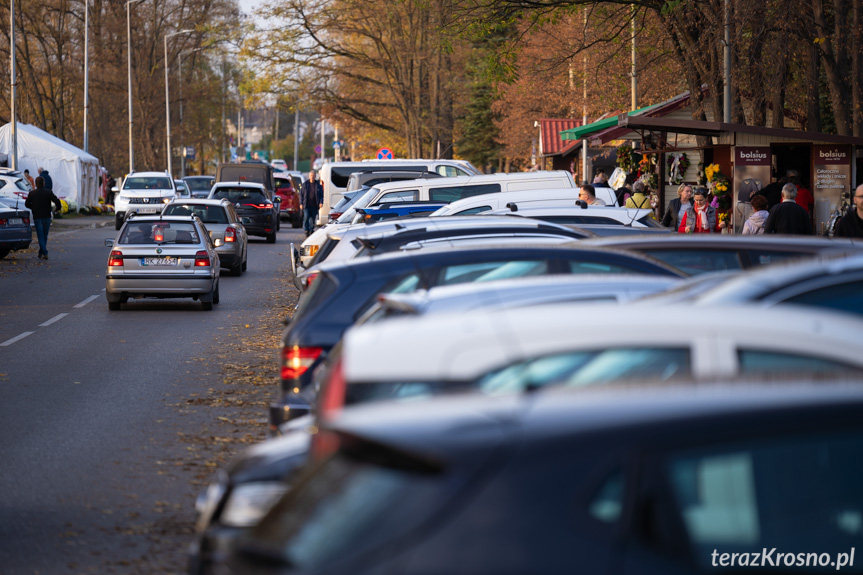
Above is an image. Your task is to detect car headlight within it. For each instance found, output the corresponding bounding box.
[162,197,171,204]
[219,482,290,528]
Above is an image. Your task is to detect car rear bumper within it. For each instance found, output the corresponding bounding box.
[0,230,31,250]
[106,274,215,295]
[215,245,242,267]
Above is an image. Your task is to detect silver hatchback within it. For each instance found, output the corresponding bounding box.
[162,199,248,276]
[105,215,220,310]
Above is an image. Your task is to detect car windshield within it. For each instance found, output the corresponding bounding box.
[337,189,377,223]
[15,179,29,192]
[185,178,213,191]
[163,204,228,224]
[123,176,173,190]
[275,177,293,190]
[119,221,200,245]
[211,187,268,204]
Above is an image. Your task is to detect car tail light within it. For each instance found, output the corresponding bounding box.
[305,245,319,257]
[318,358,346,422]
[329,211,343,220]
[224,227,236,242]
[194,250,210,267]
[301,271,319,289]
[109,250,124,267]
[280,345,323,380]
[154,229,164,242]
[0,219,5,226]
[22,216,29,225]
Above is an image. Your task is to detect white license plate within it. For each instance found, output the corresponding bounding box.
[9,218,23,225]
[137,208,158,214]
[141,257,178,266]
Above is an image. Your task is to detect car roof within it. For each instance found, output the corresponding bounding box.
[126,215,198,222]
[580,234,863,250]
[369,171,573,192]
[342,303,863,383]
[325,383,863,459]
[126,171,171,177]
[165,198,229,207]
[184,175,214,180]
[211,181,266,190]
[330,215,581,240]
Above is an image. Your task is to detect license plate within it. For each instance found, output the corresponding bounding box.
[141,257,178,266]
[9,218,22,225]
[138,208,158,214]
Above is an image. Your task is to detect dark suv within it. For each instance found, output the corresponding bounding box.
[208,183,280,243]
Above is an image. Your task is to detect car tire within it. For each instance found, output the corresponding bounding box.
[108,300,121,311]
[291,214,302,228]
[115,215,123,230]
[201,300,213,311]
[266,232,276,244]
[213,282,220,304]
[241,258,247,272]
[0,248,9,259]
[276,218,281,232]
[230,262,242,276]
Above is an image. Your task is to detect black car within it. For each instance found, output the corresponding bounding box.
[209,182,281,243]
[579,234,863,276]
[272,243,684,430]
[230,383,863,575]
[0,208,31,259]
[184,175,215,198]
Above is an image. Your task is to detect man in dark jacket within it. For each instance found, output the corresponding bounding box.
[764,183,813,235]
[24,176,62,259]
[835,184,863,238]
[754,176,786,210]
[37,167,53,191]
[299,170,323,237]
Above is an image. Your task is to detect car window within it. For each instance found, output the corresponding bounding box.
[429,184,501,203]
[439,260,548,285]
[455,206,492,215]
[185,178,213,192]
[385,273,421,294]
[377,190,418,203]
[119,221,199,244]
[292,273,338,322]
[211,188,268,204]
[738,349,863,374]
[15,179,29,192]
[778,280,863,316]
[666,431,863,567]
[123,176,173,190]
[745,249,809,266]
[275,177,293,190]
[478,348,691,394]
[641,249,744,276]
[566,261,636,274]
[436,165,470,177]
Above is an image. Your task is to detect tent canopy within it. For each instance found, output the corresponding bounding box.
[560,103,662,141]
[0,122,100,206]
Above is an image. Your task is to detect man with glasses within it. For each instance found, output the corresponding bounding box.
[578,183,606,206]
[835,184,863,238]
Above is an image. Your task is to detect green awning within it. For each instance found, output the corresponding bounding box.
[560,103,662,141]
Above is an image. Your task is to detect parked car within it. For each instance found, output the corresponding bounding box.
[0,196,33,225]
[325,190,361,223]
[114,171,178,230]
[579,234,863,276]
[184,176,215,199]
[0,173,32,201]
[162,199,248,276]
[0,207,31,259]
[690,253,863,316]
[270,159,288,172]
[273,172,301,228]
[431,186,595,216]
[345,170,442,193]
[352,201,447,224]
[272,243,683,430]
[104,214,220,310]
[208,182,281,243]
[229,382,863,575]
[483,204,663,228]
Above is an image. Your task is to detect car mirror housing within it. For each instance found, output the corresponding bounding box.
[105,238,115,248]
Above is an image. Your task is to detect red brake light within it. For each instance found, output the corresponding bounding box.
[302,271,320,290]
[0,219,6,226]
[23,216,29,225]
[280,345,323,380]
[318,358,346,422]
[109,250,124,267]
[329,212,343,220]
[194,250,210,266]
[225,227,236,242]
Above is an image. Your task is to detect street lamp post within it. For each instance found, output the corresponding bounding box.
[164,29,194,178]
[127,0,148,175]
[10,0,17,170]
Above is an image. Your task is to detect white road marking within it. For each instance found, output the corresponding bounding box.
[1,332,34,347]
[39,313,69,327]
[73,295,100,308]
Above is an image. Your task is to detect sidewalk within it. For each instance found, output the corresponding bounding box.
[51,214,113,229]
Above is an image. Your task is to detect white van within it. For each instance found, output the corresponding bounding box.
[431,185,614,216]
[318,159,480,220]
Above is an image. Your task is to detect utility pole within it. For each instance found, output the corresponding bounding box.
[631,7,638,111]
[83,0,89,153]
[320,118,325,165]
[10,0,17,170]
[581,8,588,183]
[723,0,731,123]
[293,107,299,169]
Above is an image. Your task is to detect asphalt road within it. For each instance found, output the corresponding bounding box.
[0,218,303,574]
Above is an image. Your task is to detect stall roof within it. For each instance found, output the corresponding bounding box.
[538,119,582,157]
[560,103,662,141]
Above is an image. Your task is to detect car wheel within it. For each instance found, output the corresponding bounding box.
[291,214,302,228]
[0,248,9,259]
[241,257,247,272]
[213,282,220,304]
[201,300,213,311]
[108,300,121,311]
[230,262,242,276]
[266,232,276,244]
[115,215,123,230]
[276,218,281,232]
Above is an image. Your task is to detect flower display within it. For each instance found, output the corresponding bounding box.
[616,144,634,172]
[666,152,691,185]
[705,163,732,212]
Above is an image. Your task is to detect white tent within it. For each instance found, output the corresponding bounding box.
[0,122,100,207]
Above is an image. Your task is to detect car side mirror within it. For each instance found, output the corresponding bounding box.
[242,217,252,225]
[274,196,282,203]
[575,200,588,209]
[105,239,115,247]
[111,186,119,193]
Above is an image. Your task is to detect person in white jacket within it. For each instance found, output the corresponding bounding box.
[742,194,769,235]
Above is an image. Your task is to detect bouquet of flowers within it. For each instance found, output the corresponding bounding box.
[638,155,658,191]
[705,163,732,211]
[616,144,634,172]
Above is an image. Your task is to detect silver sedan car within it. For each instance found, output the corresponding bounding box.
[105,215,220,310]
[162,199,248,276]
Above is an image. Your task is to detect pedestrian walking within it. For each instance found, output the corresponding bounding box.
[24,176,62,260]
[578,183,606,206]
[764,183,813,235]
[299,170,323,237]
[834,184,863,238]
[37,167,53,191]
[741,195,770,235]
[679,188,720,234]
[23,169,35,190]
[661,184,692,231]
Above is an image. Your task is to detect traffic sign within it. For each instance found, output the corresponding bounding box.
[314,145,322,154]
[377,147,393,160]
[333,141,341,149]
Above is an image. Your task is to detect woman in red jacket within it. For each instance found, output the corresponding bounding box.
[679,188,721,233]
